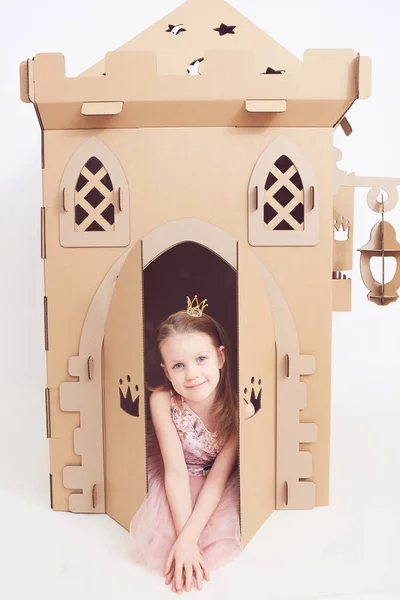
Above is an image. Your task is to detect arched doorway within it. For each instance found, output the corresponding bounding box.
[61,218,314,538]
[102,220,276,546]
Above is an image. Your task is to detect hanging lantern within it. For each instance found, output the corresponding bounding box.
[359,219,400,306]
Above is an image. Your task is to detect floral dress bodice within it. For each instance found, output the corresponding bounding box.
[170,393,222,476]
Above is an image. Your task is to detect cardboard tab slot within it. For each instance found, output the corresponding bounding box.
[310,186,315,210]
[87,356,94,380]
[245,99,287,113]
[340,117,353,136]
[45,388,51,438]
[81,101,123,116]
[92,484,98,508]
[43,296,49,351]
[40,207,46,259]
[284,481,289,506]
[62,188,68,212]
[49,473,53,509]
[285,354,290,377]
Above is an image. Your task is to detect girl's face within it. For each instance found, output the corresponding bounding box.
[160,331,225,404]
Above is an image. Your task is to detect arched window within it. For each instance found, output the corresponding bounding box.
[59,137,130,247]
[248,137,318,246]
[74,157,115,233]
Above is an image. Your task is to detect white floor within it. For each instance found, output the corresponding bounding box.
[1,310,399,600]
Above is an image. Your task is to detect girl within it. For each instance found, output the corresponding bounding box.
[130,296,241,593]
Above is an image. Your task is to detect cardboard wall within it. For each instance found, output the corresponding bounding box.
[43,125,333,513]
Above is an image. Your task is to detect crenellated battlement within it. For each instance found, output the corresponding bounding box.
[20,48,371,129]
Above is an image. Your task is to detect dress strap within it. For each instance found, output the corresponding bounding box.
[169,389,182,411]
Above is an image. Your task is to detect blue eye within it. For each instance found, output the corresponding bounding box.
[172,363,183,369]
[198,356,207,362]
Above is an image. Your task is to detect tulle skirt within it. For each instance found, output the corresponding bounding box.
[129,435,242,576]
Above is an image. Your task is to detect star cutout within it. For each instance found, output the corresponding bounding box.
[214,23,236,36]
[166,24,187,35]
[187,57,204,75]
[261,67,286,75]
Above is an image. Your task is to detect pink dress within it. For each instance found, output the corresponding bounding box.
[129,392,241,575]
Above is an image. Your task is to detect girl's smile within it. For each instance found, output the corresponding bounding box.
[160,332,225,408]
[186,381,206,389]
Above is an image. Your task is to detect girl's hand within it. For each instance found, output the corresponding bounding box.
[165,564,195,594]
[164,535,210,593]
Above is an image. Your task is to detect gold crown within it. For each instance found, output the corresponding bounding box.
[186,295,208,318]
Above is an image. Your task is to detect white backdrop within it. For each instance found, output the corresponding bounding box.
[1,1,399,599]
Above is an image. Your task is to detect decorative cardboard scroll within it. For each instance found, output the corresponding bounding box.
[333,148,400,306]
[252,254,318,510]
[277,353,318,509]
[333,148,400,214]
[59,248,131,512]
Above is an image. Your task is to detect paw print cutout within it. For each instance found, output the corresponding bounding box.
[243,377,262,420]
[119,375,140,417]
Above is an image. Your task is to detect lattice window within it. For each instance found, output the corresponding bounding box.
[75,157,115,232]
[59,138,130,248]
[263,155,304,231]
[248,137,318,247]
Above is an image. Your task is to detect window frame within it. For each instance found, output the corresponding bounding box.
[248,136,319,247]
[59,137,130,248]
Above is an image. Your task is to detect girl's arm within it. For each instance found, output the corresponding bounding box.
[178,433,238,544]
[151,392,211,592]
[149,391,193,536]
[164,434,238,593]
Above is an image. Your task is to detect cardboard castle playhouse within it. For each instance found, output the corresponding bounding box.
[20,0,400,549]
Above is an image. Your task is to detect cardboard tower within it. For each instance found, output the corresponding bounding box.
[20,0,400,548]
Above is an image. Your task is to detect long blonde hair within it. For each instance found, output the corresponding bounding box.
[149,310,237,447]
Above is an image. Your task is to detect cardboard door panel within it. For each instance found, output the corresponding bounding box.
[103,242,145,531]
[238,242,276,547]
